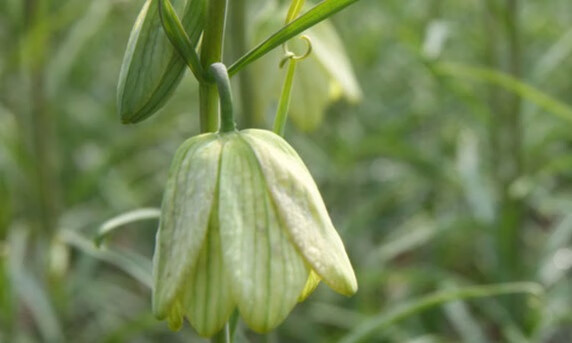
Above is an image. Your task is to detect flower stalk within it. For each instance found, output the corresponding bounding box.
[209,63,236,133]
[199,0,228,133]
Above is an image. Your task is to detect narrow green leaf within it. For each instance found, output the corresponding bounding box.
[338,282,544,343]
[61,229,153,288]
[8,229,64,342]
[117,0,204,124]
[94,208,160,248]
[158,0,205,82]
[436,62,572,124]
[228,0,361,77]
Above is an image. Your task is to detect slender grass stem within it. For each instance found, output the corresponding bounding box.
[273,59,297,136]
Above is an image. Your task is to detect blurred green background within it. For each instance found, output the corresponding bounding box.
[1,0,572,342]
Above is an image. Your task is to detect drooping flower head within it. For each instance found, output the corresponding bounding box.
[153,128,357,336]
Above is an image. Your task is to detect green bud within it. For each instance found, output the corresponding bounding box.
[153,129,357,336]
[117,0,204,124]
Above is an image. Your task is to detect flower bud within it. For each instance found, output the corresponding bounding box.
[153,129,357,336]
[117,0,204,124]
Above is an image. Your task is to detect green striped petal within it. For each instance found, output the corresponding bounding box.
[186,205,235,337]
[241,129,358,296]
[152,134,221,323]
[218,133,309,333]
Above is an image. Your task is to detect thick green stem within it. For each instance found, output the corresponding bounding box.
[209,63,235,132]
[228,0,260,127]
[199,0,228,133]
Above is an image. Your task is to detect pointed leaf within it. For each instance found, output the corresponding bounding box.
[152,134,221,320]
[228,0,361,76]
[252,5,361,131]
[218,133,309,333]
[241,129,357,295]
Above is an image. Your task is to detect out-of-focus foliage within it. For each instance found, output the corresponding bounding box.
[1,0,572,342]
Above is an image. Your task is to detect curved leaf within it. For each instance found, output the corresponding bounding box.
[94,208,160,248]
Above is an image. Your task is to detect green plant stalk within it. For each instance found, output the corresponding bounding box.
[273,59,297,136]
[228,0,260,127]
[209,63,235,132]
[199,0,228,133]
[338,282,543,343]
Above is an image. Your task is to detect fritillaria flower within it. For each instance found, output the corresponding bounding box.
[152,128,357,336]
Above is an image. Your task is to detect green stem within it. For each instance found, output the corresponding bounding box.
[211,322,230,343]
[199,0,228,133]
[273,59,297,136]
[209,63,235,132]
[228,0,260,127]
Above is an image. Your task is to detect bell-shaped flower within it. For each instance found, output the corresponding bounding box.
[152,128,357,336]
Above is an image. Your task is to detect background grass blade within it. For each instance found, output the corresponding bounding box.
[62,229,153,288]
[94,208,160,248]
[436,62,572,123]
[339,282,544,343]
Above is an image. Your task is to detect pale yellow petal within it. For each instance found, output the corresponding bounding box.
[298,270,321,302]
